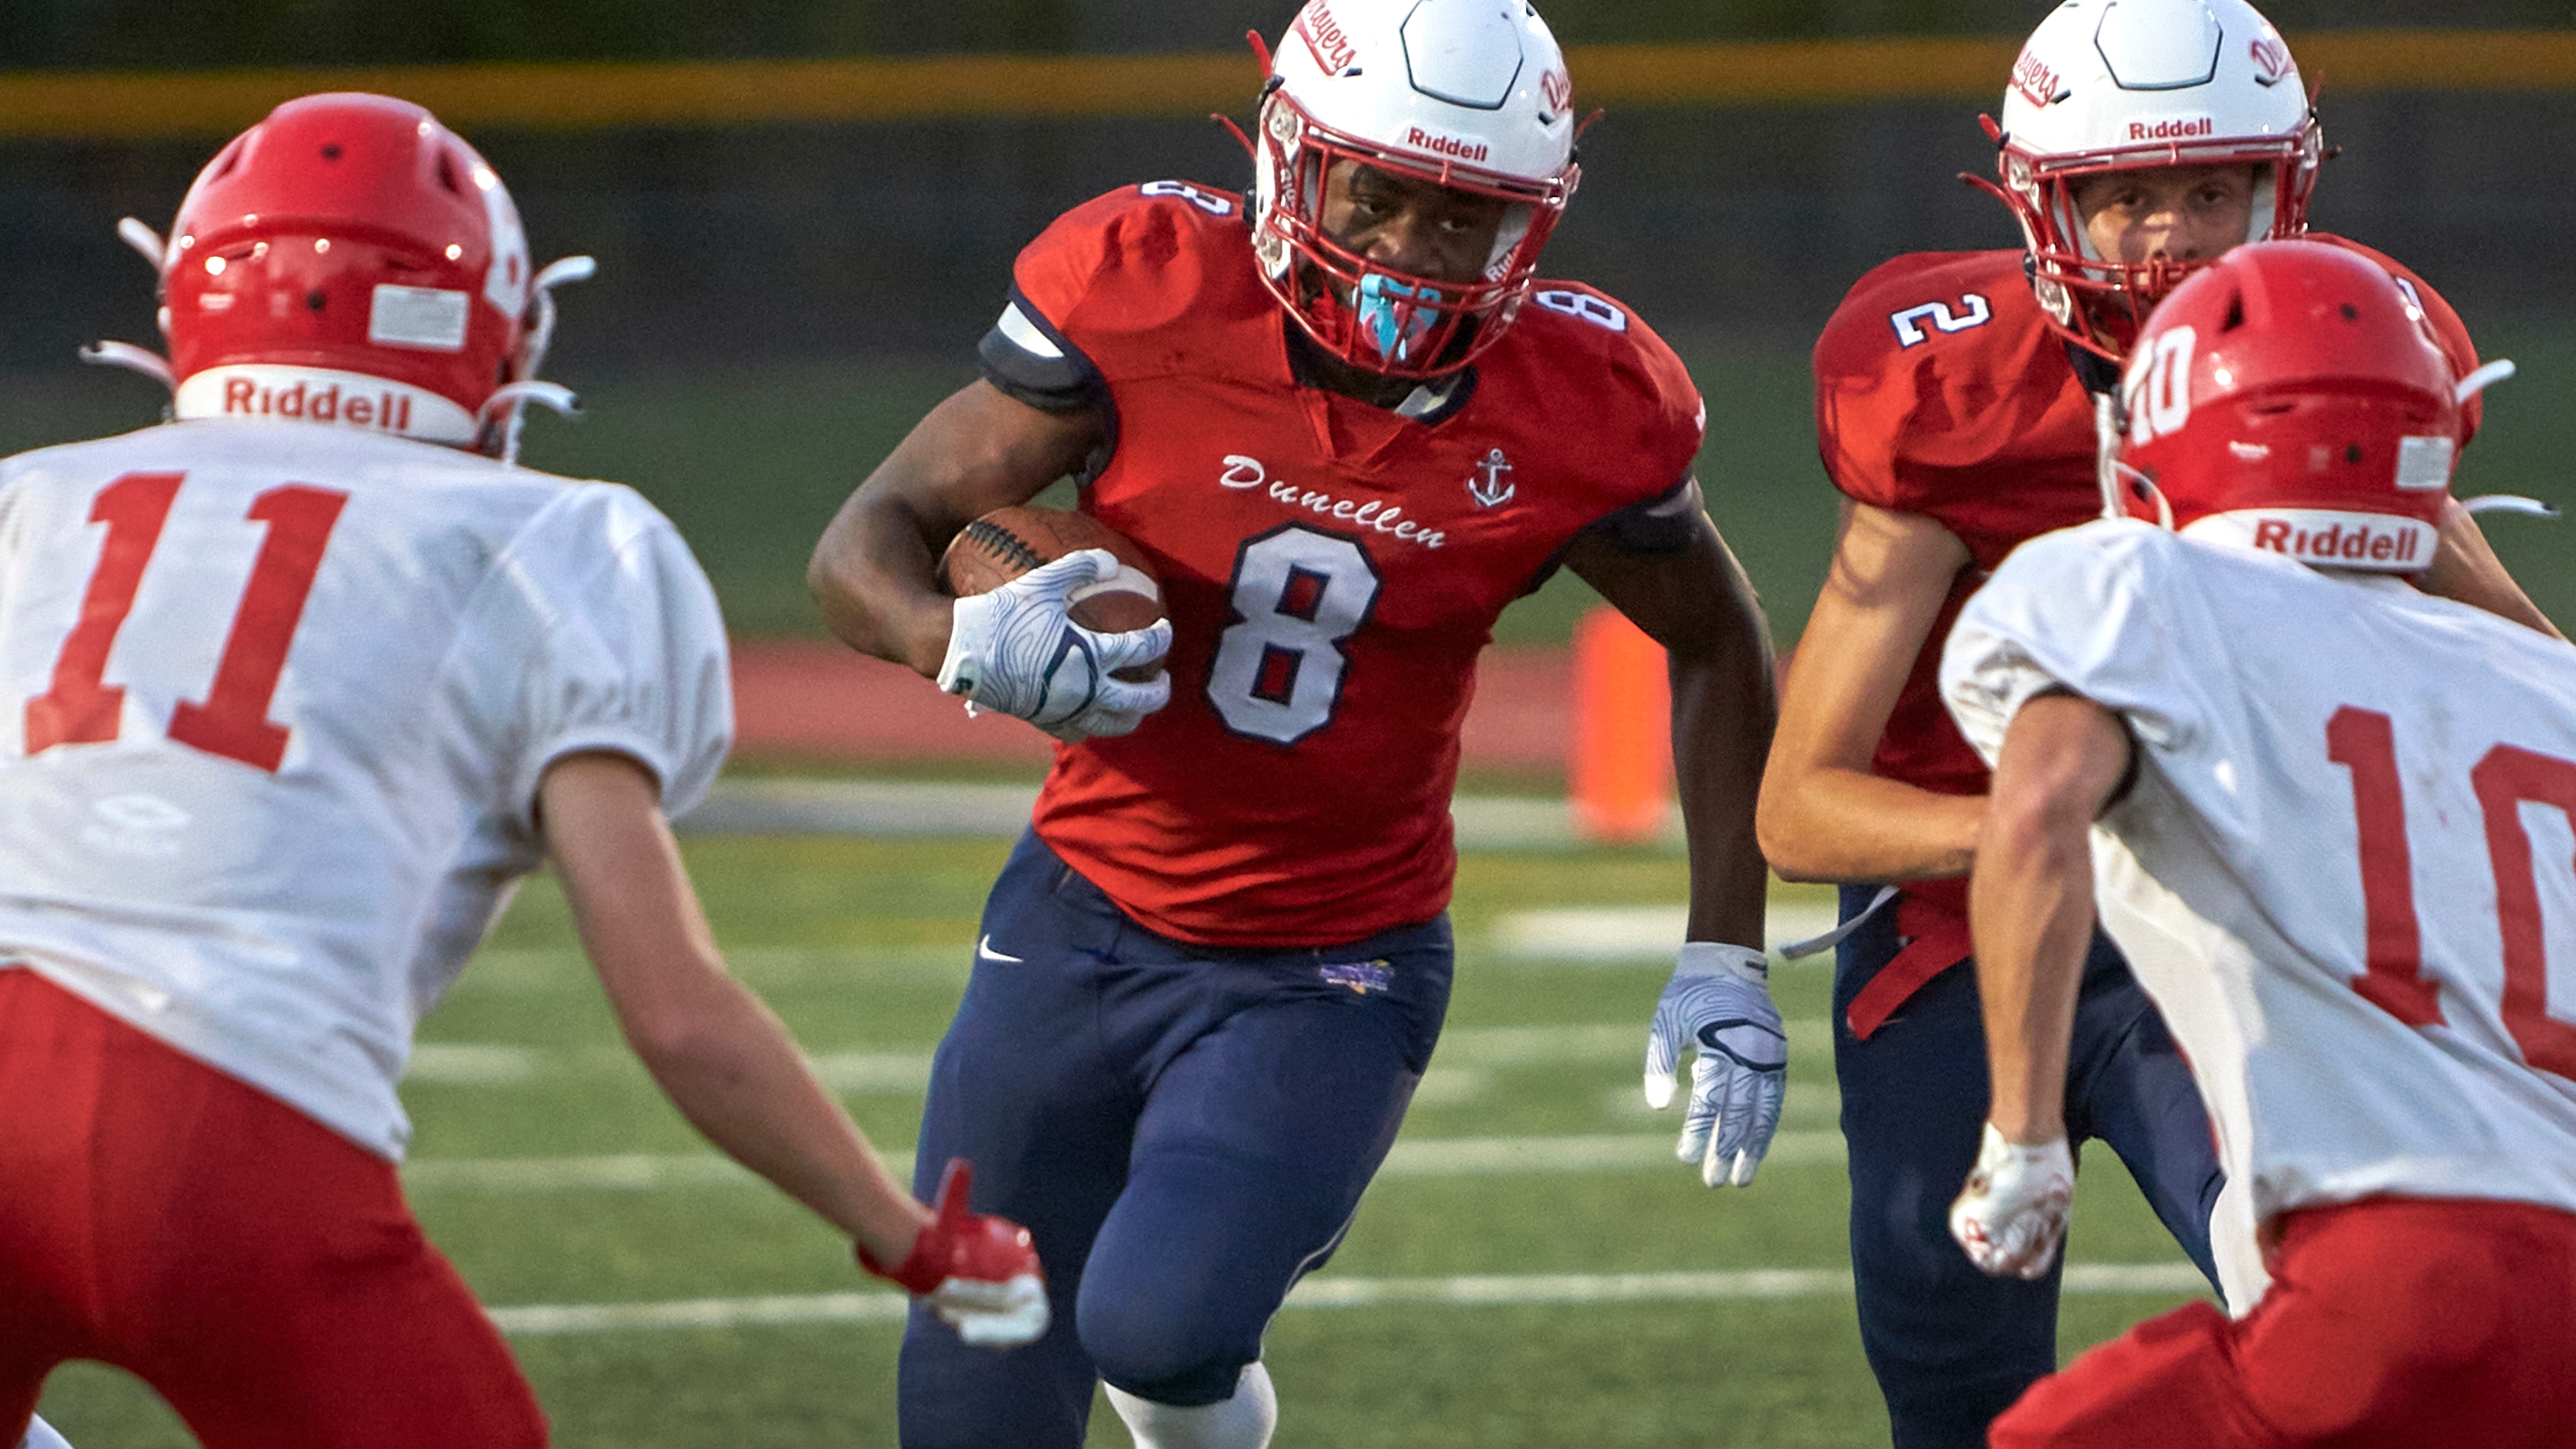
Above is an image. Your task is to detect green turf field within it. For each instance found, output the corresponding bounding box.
[32,835,2210,1447]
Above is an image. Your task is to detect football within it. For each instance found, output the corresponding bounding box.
[937,503,1165,640]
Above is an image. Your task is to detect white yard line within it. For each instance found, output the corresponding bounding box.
[487,1263,2209,1338]
[673,780,1659,852]
[406,1019,1838,1087]
[403,1130,1850,1193]
[1490,902,1844,962]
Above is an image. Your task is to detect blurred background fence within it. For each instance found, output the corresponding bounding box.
[5,1,2574,642]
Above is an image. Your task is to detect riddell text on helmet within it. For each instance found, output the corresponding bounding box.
[221,376,414,432]
[2251,517,2424,565]
[1406,129,1490,163]
[2127,116,2217,141]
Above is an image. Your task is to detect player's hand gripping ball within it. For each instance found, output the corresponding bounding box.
[858,1158,1051,1347]
[935,505,1171,742]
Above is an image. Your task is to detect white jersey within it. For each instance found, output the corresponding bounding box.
[0,420,729,1159]
[1944,519,2576,1231]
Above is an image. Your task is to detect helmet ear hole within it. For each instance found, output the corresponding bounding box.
[2221,294,2246,332]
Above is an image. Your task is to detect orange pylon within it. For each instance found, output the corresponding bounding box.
[1568,604,1672,845]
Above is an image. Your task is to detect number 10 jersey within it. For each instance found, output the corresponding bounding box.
[985,182,1708,948]
[0,420,730,1158]
[1944,520,2576,1229]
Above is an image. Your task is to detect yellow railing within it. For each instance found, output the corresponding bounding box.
[3,31,2572,140]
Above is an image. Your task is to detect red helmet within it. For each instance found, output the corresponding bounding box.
[1249,0,1579,379]
[158,94,539,450]
[2113,240,2461,572]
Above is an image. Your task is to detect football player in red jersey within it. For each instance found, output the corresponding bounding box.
[1755,2,2557,1445]
[807,2,1779,1444]
[0,94,1042,1449]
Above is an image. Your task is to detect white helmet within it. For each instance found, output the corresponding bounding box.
[1977,0,2322,359]
[1252,0,1580,377]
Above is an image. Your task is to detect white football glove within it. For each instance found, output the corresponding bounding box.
[936,548,1172,743]
[1643,942,1787,1188]
[1949,1123,2075,1280]
[927,1270,1052,1349]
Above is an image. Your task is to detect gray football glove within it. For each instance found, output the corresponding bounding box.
[936,548,1171,743]
[1643,941,1787,1188]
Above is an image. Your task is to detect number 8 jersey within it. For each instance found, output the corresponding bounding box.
[1943,520,2576,1230]
[0,419,730,1159]
[983,182,1708,947]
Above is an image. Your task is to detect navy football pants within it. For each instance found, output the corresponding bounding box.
[895,833,1452,1449]
[1833,884,2224,1449]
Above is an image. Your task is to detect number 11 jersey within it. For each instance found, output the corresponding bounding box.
[1943,520,2576,1227]
[0,420,730,1158]
[982,182,1708,948]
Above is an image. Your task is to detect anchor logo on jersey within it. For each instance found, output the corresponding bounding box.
[1467,448,1517,509]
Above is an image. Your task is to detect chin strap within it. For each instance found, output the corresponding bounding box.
[118,216,168,269]
[2092,388,2125,521]
[84,217,180,397]
[2457,358,2516,403]
[478,382,582,468]
[485,254,596,465]
[79,340,175,392]
[2462,495,2559,520]
[2450,361,2550,521]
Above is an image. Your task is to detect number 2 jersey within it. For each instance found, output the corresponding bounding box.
[980,181,1707,947]
[1814,239,2479,928]
[1944,520,2576,1226]
[0,420,730,1158]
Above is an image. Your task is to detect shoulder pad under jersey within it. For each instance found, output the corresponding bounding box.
[1813,248,2069,510]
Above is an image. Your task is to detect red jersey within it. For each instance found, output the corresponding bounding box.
[1812,238,2479,919]
[987,181,1704,947]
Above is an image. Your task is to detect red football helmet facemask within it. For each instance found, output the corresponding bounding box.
[106,92,589,459]
[2111,240,2462,573]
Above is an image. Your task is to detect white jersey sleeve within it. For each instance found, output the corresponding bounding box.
[0,420,730,1159]
[460,483,732,832]
[1943,520,2576,1243]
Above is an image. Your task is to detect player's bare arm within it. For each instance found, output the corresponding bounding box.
[1944,690,2128,1281]
[1758,499,1986,882]
[1596,493,1787,1189]
[1968,693,2130,1145]
[1565,500,1773,949]
[808,381,1105,675]
[538,750,934,1263]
